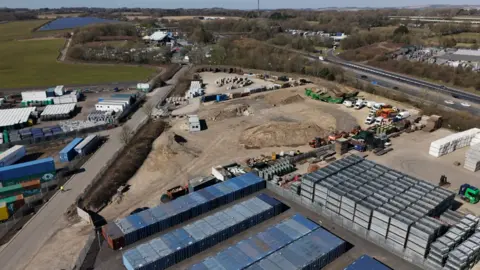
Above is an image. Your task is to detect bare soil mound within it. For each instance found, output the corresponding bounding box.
[239,122,326,149]
[199,103,251,121]
[265,91,304,106]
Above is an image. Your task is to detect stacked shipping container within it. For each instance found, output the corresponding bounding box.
[189,214,327,269]
[0,145,26,167]
[122,194,287,270]
[103,172,265,250]
[245,226,347,270]
[0,179,41,199]
[344,255,392,270]
[0,158,55,186]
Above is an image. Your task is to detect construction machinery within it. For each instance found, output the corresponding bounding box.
[439,175,451,188]
[161,185,188,203]
[376,108,398,118]
[328,131,348,143]
[459,184,480,204]
[309,137,326,148]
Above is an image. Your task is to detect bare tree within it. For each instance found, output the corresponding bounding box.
[142,101,155,119]
[119,125,133,145]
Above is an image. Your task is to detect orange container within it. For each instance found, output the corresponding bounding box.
[21,179,41,190]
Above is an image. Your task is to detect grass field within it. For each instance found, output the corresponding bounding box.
[0,20,156,88]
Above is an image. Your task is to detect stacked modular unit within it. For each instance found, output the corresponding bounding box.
[103,173,265,250]
[189,214,320,270]
[444,232,480,270]
[122,194,287,270]
[429,128,480,157]
[74,135,100,156]
[344,254,392,270]
[0,145,26,167]
[246,225,347,270]
[0,158,55,186]
[300,154,362,204]
[301,155,456,258]
[440,210,466,226]
[405,216,446,259]
[59,137,83,163]
[426,215,479,268]
[257,160,295,182]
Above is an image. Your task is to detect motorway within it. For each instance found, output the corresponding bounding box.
[0,66,188,270]
[320,50,480,115]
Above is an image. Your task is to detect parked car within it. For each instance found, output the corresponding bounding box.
[354,99,365,110]
[343,100,353,107]
[374,117,384,125]
[365,116,375,125]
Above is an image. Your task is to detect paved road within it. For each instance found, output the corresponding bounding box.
[0,66,188,270]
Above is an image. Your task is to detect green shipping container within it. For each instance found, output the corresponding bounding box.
[0,184,23,199]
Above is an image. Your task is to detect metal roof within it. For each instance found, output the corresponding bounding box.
[41,104,76,116]
[0,107,36,128]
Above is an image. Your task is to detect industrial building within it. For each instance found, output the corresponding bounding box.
[40,104,77,121]
[0,107,36,130]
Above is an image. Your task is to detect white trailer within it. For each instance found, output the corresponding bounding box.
[95,103,125,112]
[75,135,100,156]
[0,145,26,167]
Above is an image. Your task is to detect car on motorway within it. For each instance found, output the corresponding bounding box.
[392,86,399,90]
[461,102,471,107]
[360,75,368,79]
[444,100,454,105]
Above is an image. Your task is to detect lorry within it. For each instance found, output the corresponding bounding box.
[459,184,480,204]
[160,176,218,203]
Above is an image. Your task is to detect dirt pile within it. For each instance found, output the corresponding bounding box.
[265,91,304,106]
[144,132,201,172]
[239,122,327,149]
[199,103,251,121]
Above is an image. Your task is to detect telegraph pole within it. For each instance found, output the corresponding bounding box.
[258,0,260,17]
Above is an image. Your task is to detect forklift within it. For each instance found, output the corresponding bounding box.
[458,184,480,204]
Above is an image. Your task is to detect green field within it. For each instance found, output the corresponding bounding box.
[0,20,156,88]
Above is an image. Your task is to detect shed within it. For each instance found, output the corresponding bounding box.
[188,115,201,132]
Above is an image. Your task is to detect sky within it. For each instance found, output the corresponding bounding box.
[2,0,480,9]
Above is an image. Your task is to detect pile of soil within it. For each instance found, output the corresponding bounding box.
[199,103,251,121]
[144,132,201,172]
[264,90,304,106]
[239,121,326,149]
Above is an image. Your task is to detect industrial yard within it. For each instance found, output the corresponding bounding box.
[2,67,480,270]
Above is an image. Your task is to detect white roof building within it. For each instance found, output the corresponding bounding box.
[143,31,169,42]
[0,107,36,128]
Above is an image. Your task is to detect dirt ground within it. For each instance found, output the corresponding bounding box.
[24,218,91,270]
[199,72,277,95]
[100,86,359,220]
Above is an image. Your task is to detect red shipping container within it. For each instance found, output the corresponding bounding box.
[102,223,125,250]
[13,195,25,210]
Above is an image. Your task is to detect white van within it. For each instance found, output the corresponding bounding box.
[343,100,353,107]
[396,111,411,120]
[365,115,375,124]
[354,99,365,110]
[374,117,384,125]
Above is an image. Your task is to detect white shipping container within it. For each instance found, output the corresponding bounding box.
[53,95,77,104]
[0,145,26,167]
[21,91,48,101]
[95,103,124,112]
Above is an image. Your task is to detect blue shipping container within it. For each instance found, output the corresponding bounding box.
[59,137,83,162]
[344,255,392,270]
[0,158,55,183]
[123,195,285,270]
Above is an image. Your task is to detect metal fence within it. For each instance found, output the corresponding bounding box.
[265,182,439,270]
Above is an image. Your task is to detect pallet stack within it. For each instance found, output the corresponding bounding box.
[429,128,480,157]
[464,143,480,172]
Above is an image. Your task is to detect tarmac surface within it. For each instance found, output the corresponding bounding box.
[0,66,188,270]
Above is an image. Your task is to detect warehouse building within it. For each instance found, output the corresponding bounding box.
[40,104,77,121]
[0,107,36,130]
